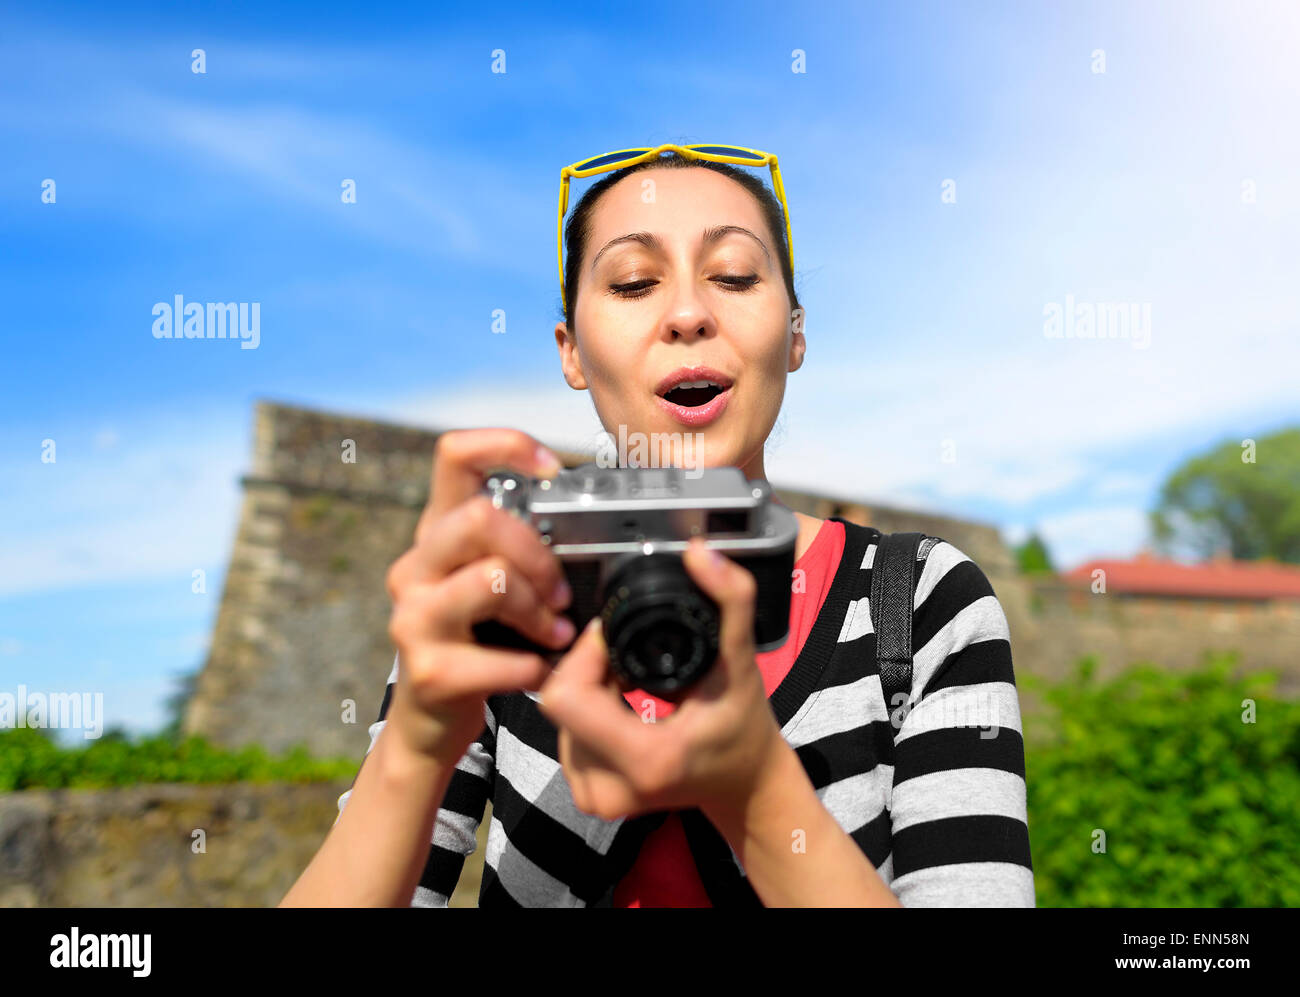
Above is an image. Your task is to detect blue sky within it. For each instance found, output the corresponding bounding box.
[2,0,1297,739]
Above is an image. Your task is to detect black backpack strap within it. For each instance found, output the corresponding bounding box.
[870,531,926,735]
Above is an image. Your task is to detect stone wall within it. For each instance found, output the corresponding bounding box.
[0,782,341,907]
[0,781,488,908]
[1014,579,1300,694]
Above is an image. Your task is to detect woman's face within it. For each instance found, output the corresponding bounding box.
[555,166,805,473]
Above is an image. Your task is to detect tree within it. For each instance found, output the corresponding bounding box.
[160,667,201,744]
[1151,427,1300,563]
[1015,532,1056,575]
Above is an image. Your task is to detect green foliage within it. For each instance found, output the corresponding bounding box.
[1015,532,1056,575]
[0,729,357,791]
[1023,652,1300,907]
[1151,426,1300,563]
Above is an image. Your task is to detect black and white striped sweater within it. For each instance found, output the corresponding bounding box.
[336,516,1036,907]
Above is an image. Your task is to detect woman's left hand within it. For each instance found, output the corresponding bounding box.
[537,538,789,823]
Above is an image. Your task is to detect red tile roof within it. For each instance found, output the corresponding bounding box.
[1062,553,1300,600]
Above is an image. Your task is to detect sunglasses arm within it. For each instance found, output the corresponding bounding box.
[558,173,571,314]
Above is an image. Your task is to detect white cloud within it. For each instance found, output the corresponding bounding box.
[1090,470,1158,499]
[0,417,245,598]
[385,379,608,457]
[375,320,1292,536]
[1000,523,1031,549]
[1035,505,1152,572]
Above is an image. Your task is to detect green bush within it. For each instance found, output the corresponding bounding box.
[1023,652,1300,907]
[0,728,356,791]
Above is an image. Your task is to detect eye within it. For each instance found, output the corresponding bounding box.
[713,274,760,291]
[609,279,657,300]
[607,274,760,300]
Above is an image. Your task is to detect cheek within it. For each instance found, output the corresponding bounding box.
[575,299,640,393]
[746,321,794,382]
[579,339,643,413]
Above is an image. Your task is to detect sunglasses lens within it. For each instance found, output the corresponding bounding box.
[689,145,764,160]
[575,149,651,171]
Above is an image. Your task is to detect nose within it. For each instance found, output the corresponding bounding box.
[660,282,718,342]
[670,325,710,340]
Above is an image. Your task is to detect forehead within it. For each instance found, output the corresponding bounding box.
[588,166,771,246]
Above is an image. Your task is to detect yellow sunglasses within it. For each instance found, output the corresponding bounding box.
[557,143,793,316]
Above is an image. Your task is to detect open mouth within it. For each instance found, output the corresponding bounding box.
[660,380,727,408]
[654,367,735,427]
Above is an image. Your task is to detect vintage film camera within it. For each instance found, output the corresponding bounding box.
[469,463,797,695]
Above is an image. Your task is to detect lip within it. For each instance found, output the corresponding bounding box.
[653,365,735,428]
[655,385,732,427]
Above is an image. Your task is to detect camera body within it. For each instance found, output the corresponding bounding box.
[470,462,797,695]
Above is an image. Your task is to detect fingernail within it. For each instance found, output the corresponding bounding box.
[550,576,572,610]
[552,616,576,645]
[535,445,562,477]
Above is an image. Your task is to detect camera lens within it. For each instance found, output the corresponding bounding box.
[600,553,720,695]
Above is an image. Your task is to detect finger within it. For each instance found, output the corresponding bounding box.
[397,640,552,702]
[545,616,611,689]
[556,727,637,821]
[569,765,642,820]
[394,496,570,611]
[423,428,563,522]
[539,620,654,770]
[682,538,758,682]
[393,566,573,651]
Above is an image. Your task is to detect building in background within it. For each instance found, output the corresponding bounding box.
[1063,552,1300,603]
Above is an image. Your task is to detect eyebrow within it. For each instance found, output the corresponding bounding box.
[589,224,772,273]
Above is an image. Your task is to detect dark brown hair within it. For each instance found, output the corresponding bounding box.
[560,151,800,335]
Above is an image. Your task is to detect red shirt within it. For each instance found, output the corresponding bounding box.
[612,516,847,907]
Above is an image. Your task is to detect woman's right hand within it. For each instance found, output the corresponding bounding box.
[382,428,576,765]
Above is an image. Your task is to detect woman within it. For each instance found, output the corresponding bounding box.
[282,144,1035,907]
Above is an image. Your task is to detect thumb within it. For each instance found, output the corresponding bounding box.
[538,617,607,714]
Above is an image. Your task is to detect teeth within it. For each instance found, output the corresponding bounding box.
[675,379,720,390]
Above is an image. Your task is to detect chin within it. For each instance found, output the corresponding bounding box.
[637,424,723,471]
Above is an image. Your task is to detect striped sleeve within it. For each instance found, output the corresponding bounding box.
[335,653,497,908]
[886,541,1036,907]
